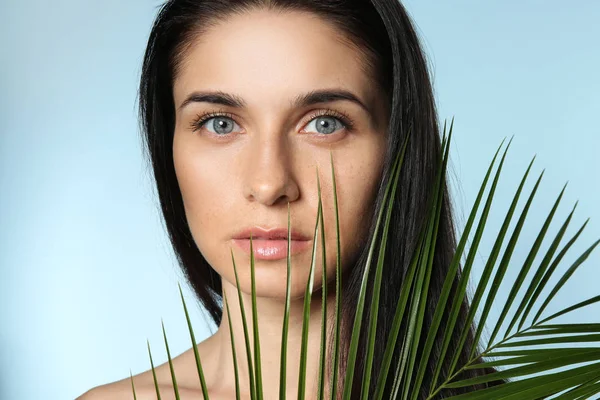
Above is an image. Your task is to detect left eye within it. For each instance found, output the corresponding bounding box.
[304,116,346,135]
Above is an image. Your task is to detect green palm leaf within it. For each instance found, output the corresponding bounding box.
[224,291,241,400]
[134,121,600,399]
[328,149,343,400]
[279,202,293,400]
[160,319,180,400]
[317,169,329,400]
[297,170,323,400]
[230,246,258,399]
[361,121,411,400]
[178,283,210,399]
[146,339,161,399]
[129,369,137,400]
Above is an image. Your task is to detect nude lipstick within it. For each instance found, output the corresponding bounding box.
[232,226,312,261]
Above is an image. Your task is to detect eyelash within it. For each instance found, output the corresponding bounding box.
[188,108,356,138]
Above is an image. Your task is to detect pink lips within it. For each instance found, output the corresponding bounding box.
[232,226,312,261]
[232,238,312,260]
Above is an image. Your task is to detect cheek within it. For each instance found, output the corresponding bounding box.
[173,139,236,268]
[320,147,385,282]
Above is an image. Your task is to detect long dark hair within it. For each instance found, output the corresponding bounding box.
[138,0,500,398]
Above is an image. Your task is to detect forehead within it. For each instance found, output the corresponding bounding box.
[172,9,377,111]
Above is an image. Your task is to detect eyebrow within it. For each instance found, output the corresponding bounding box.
[177,88,373,117]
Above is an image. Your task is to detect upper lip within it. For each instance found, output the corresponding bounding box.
[233,226,312,241]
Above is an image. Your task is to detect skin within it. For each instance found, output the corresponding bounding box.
[79,7,390,400]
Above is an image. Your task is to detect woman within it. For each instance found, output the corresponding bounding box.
[80,0,497,398]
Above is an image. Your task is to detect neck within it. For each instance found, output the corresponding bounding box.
[211,275,340,399]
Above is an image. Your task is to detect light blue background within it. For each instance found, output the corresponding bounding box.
[1,1,598,399]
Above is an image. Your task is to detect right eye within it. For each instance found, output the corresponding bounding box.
[191,112,243,136]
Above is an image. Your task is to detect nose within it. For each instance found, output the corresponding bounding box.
[243,135,300,206]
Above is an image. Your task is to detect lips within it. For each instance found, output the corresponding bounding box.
[232,226,312,260]
[232,226,311,241]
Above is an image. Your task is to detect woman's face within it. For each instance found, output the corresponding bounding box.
[172,9,389,299]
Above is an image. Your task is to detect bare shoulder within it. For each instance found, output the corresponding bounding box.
[77,375,235,400]
[75,365,171,399]
[77,334,222,400]
[77,381,210,400]
[76,381,133,400]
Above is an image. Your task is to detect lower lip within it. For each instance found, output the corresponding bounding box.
[232,238,312,261]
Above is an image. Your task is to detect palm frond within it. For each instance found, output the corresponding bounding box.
[361,120,411,400]
[249,231,265,399]
[317,169,329,400]
[145,339,161,400]
[297,170,323,399]
[342,121,413,400]
[224,291,241,400]
[129,369,137,400]
[138,121,599,400]
[230,247,257,399]
[161,319,180,400]
[279,202,293,400]
[328,150,343,400]
[178,283,210,399]
[422,128,600,398]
